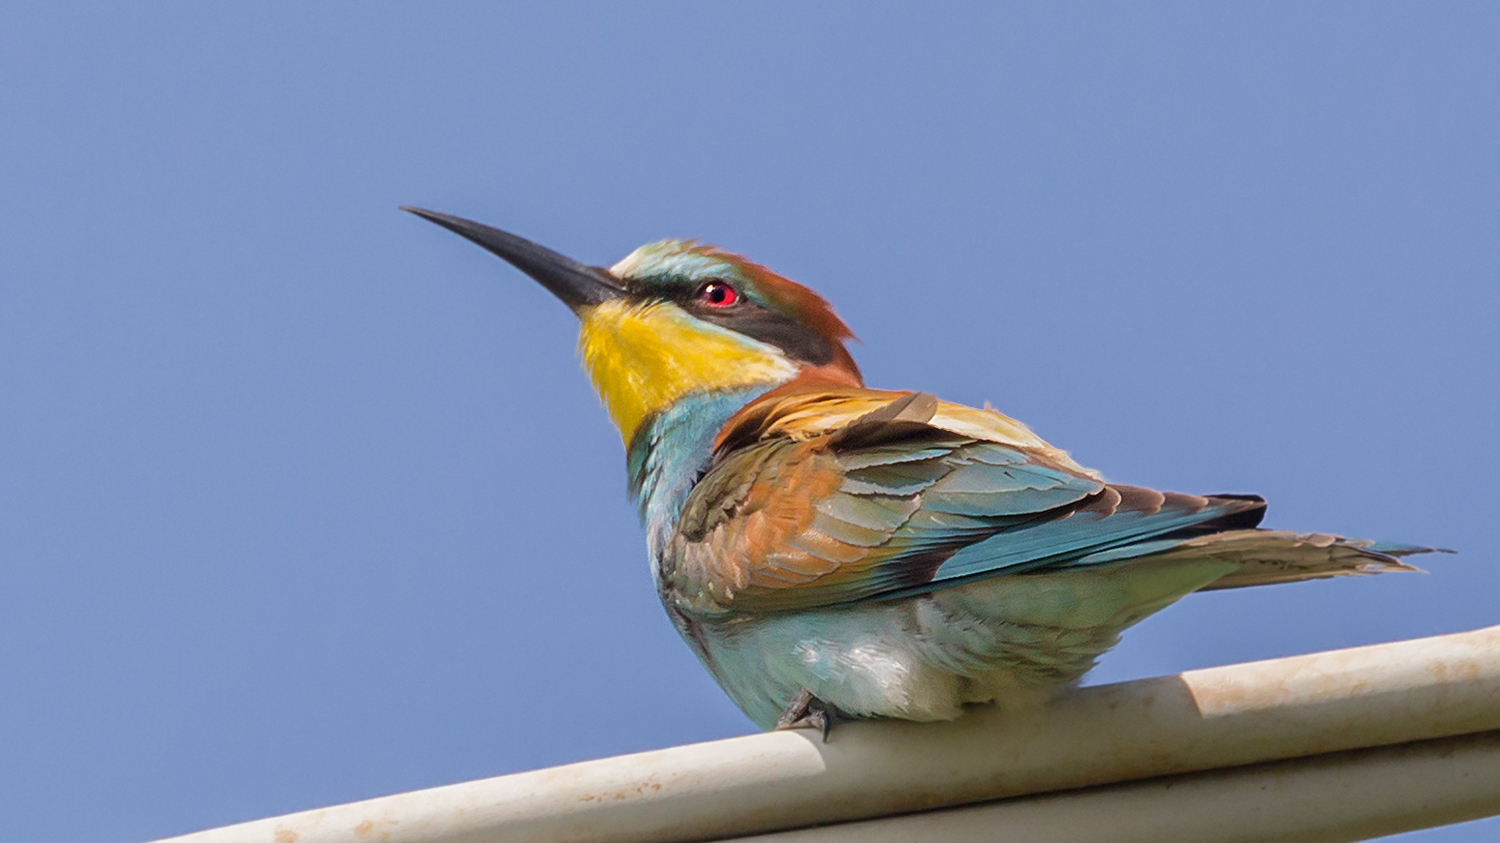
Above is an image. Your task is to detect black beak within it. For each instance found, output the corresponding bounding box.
[401,207,625,312]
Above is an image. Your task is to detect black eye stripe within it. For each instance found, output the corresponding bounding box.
[693,306,836,366]
[628,277,835,366]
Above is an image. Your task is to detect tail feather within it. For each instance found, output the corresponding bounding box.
[1364,540,1446,558]
[1153,529,1451,591]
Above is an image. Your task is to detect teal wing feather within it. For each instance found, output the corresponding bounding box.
[665,393,1266,615]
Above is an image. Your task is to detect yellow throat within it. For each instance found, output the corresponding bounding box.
[577,299,798,445]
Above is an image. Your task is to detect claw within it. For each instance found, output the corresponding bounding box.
[774,688,844,742]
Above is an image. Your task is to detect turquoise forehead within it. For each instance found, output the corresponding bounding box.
[610,240,747,287]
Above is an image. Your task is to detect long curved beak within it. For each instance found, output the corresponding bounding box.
[401,207,625,312]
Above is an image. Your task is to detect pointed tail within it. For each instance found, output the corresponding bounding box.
[1150,530,1452,591]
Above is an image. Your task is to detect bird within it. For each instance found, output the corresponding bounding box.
[402,206,1443,736]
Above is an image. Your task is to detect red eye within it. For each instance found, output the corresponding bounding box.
[698,282,739,307]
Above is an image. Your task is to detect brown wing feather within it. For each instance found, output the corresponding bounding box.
[667,391,1109,615]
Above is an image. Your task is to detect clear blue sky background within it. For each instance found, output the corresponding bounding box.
[2,4,1496,841]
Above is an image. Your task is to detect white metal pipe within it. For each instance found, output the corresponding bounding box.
[149,625,1500,843]
[730,731,1500,843]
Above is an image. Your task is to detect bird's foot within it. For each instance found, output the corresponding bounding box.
[774,688,845,742]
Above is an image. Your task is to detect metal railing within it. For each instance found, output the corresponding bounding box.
[150,625,1500,843]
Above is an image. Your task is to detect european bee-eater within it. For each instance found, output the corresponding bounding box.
[404,207,1441,734]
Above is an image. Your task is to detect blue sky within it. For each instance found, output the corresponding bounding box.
[2,4,1496,841]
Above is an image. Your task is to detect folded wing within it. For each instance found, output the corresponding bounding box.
[665,390,1342,616]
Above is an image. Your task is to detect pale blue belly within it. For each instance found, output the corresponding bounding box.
[687,557,1235,729]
